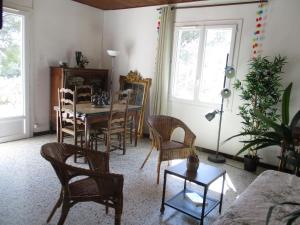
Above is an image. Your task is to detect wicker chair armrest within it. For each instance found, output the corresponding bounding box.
[65,163,101,180]
[149,126,163,150]
[180,124,196,147]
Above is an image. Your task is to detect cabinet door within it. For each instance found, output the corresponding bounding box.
[65,70,108,93]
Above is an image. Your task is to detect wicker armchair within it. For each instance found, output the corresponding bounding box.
[141,115,196,184]
[41,143,123,225]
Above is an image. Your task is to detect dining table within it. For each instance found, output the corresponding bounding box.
[54,103,141,148]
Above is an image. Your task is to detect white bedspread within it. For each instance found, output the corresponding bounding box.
[213,170,300,225]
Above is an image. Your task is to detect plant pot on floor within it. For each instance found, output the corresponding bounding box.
[244,155,259,172]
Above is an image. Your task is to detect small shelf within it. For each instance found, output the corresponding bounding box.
[165,189,220,220]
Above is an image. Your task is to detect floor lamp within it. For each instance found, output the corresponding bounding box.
[205,55,235,163]
[107,50,119,91]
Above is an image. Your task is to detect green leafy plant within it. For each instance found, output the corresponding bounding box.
[233,55,287,157]
[225,83,297,170]
[266,202,300,225]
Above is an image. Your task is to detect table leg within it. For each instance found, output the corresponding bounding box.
[184,178,187,192]
[134,110,139,147]
[219,174,226,214]
[160,171,167,214]
[200,186,208,225]
[56,110,60,142]
[85,119,89,149]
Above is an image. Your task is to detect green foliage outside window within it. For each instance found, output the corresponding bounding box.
[0,12,21,78]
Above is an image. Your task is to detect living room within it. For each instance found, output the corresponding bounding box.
[1,0,300,224]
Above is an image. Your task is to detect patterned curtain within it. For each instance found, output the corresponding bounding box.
[152,5,175,115]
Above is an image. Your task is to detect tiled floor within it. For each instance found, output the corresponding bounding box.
[0,135,264,225]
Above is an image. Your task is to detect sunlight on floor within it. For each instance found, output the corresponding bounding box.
[209,174,237,194]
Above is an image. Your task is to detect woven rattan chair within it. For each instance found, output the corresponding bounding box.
[41,143,123,225]
[141,115,196,184]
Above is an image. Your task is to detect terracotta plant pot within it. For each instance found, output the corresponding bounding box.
[244,155,259,172]
[187,154,200,172]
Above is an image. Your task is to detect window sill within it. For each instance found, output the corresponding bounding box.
[168,97,233,112]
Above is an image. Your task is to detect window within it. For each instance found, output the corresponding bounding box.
[0,7,31,143]
[0,11,24,118]
[171,24,237,105]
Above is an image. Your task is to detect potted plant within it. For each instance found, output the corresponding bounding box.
[186,148,200,173]
[229,55,287,171]
[225,83,300,172]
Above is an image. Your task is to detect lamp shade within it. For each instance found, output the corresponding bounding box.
[221,88,232,98]
[205,110,219,121]
[107,50,119,57]
[225,66,235,78]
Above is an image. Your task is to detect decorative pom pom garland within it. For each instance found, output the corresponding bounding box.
[157,9,162,33]
[253,0,269,58]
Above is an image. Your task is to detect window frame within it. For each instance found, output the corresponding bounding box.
[169,20,242,110]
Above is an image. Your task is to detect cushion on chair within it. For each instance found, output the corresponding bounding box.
[161,140,187,150]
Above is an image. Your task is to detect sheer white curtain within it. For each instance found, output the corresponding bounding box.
[152,6,175,115]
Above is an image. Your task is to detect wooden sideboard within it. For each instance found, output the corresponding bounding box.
[50,67,109,131]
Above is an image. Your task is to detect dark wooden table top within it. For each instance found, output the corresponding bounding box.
[165,160,226,186]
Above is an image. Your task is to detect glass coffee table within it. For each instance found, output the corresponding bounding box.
[160,160,226,225]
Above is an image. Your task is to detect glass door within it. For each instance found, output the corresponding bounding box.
[0,9,30,142]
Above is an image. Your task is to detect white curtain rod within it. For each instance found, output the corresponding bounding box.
[157,0,268,10]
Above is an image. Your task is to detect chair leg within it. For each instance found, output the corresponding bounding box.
[74,134,77,146]
[95,138,98,151]
[73,134,78,163]
[80,133,83,148]
[157,161,161,184]
[60,132,64,143]
[90,138,93,151]
[140,147,153,169]
[57,201,70,225]
[106,135,110,153]
[106,204,109,214]
[130,123,133,144]
[115,213,122,225]
[47,190,63,223]
[122,133,126,155]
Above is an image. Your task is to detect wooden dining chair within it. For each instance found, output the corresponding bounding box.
[141,115,196,184]
[41,143,123,225]
[90,90,130,154]
[119,71,152,145]
[58,87,85,162]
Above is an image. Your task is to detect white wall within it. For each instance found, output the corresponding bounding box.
[102,0,300,166]
[4,0,104,132]
[30,0,104,132]
[102,6,158,86]
[102,6,158,120]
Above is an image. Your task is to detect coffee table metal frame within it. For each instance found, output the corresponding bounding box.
[160,162,226,225]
